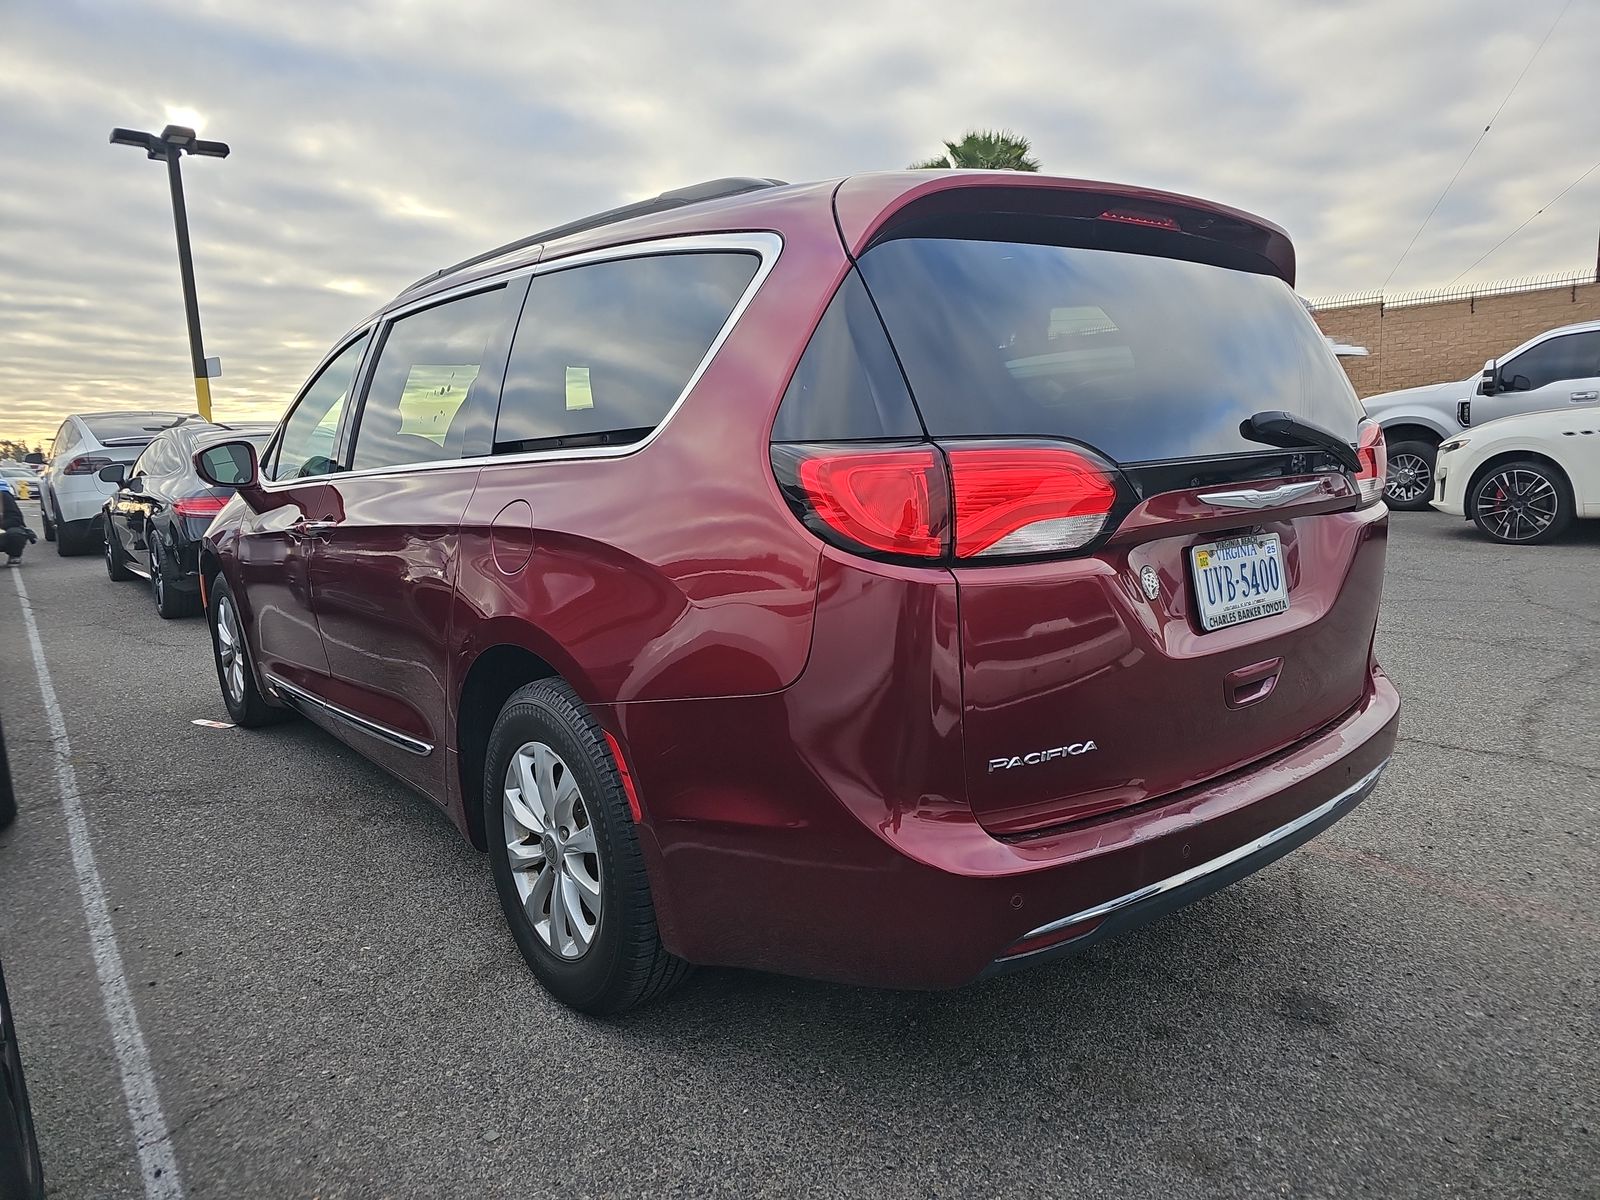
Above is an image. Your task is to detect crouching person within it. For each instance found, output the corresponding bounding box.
[1,485,35,566]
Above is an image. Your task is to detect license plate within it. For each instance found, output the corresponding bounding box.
[1190,534,1287,631]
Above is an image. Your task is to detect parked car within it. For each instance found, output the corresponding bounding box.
[101,421,275,617]
[0,718,48,1200]
[1362,320,1600,511]
[1431,407,1600,544]
[195,171,1400,1014]
[0,466,34,501]
[39,411,195,555]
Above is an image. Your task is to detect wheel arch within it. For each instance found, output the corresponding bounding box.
[1380,421,1445,447]
[455,642,564,850]
[1464,449,1574,512]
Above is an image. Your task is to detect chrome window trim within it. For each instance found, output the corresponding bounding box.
[262,672,433,756]
[1014,759,1390,946]
[256,231,782,491]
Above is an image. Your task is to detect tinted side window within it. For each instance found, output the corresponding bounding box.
[130,440,160,478]
[349,286,519,473]
[495,252,759,452]
[1503,332,1600,391]
[52,422,78,459]
[268,333,371,482]
[770,271,922,441]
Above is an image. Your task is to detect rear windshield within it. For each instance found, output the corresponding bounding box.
[857,239,1360,464]
[84,413,187,445]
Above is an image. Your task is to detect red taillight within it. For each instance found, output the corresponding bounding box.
[1356,421,1387,506]
[946,446,1118,557]
[64,456,111,475]
[773,441,1121,562]
[1098,209,1182,232]
[175,495,229,518]
[792,447,946,558]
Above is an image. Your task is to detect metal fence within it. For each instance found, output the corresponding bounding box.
[1308,268,1598,312]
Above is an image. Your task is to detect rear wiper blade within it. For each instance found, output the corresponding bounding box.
[1241,411,1360,474]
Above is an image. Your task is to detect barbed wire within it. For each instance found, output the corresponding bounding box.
[1307,268,1595,312]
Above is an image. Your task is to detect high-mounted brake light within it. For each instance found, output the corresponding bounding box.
[1098,209,1182,232]
[791,447,945,558]
[947,446,1118,557]
[175,495,229,517]
[64,456,112,476]
[1355,421,1387,506]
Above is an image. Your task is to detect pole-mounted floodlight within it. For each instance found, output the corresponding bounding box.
[109,124,231,420]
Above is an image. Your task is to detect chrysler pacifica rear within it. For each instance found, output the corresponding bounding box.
[197,172,1399,1012]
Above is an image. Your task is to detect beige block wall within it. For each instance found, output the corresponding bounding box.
[1312,280,1600,398]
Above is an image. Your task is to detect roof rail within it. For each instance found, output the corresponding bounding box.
[399,176,788,297]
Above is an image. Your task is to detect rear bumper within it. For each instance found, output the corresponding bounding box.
[978,756,1385,978]
[618,664,1400,989]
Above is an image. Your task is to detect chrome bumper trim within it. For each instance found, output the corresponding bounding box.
[263,672,433,756]
[1016,758,1390,945]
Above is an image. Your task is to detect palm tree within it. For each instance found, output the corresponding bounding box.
[911,129,1041,172]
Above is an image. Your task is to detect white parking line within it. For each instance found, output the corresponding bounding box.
[9,569,186,1199]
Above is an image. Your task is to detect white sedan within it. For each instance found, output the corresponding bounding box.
[1432,407,1600,544]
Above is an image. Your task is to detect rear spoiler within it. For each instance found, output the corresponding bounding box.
[835,172,1296,285]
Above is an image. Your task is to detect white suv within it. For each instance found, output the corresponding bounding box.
[1362,320,1600,510]
[40,411,193,555]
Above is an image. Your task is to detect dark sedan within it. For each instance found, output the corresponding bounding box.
[101,421,273,618]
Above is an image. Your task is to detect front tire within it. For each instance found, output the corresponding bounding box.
[1469,459,1573,545]
[207,576,290,726]
[484,679,688,1015]
[1384,439,1437,511]
[104,526,133,581]
[151,533,201,619]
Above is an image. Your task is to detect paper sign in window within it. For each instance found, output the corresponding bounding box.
[565,366,594,411]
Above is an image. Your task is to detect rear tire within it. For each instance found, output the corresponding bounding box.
[40,504,54,543]
[104,527,133,581]
[484,679,688,1014]
[207,576,291,727]
[1383,439,1437,511]
[1468,459,1573,545]
[55,517,97,558]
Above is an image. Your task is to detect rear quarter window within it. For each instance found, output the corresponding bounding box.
[857,237,1361,465]
[770,270,923,442]
[494,251,759,453]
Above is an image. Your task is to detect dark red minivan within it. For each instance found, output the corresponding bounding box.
[196,171,1398,1013]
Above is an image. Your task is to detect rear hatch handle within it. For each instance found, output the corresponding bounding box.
[1241,411,1361,474]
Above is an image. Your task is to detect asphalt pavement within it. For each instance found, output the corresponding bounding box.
[0,497,1595,1199]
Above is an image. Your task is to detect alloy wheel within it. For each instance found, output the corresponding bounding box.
[1386,452,1432,504]
[1475,468,1558,542]
[502,741,602,960]
[151,540,165,608]
[215,595,247,704]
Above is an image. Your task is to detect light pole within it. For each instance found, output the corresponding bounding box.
[109,124,230,421]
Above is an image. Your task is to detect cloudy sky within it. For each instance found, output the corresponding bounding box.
[2,0,1597,447]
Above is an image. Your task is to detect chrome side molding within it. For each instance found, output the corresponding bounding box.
[1198,480,1324,509]
[263,672,433,756]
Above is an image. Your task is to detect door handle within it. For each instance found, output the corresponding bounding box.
[287,518,336,540]
[1570,391,1598,402]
